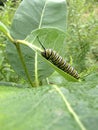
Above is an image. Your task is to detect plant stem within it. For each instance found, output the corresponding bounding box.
[3,31,42,87]
[16,39,42,52]
[15,44,34,87]
[34,52,39,87]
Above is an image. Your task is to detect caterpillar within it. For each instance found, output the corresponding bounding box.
[37,36,80,79]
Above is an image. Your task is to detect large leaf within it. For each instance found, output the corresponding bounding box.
[6,0,67,84]
[0,73,98,130]
[10,0,67,39]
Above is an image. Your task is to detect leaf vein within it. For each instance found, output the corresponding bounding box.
[53,85,87,130]
[38,0,48,28]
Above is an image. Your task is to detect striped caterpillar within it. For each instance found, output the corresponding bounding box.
[37,36,80,79]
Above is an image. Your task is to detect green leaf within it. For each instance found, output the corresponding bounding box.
[10,0,67,39]
[0,73,98,130]
[6,0,67,84]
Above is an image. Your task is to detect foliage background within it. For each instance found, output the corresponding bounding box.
[65,0,98,73]
[0,0,23,83]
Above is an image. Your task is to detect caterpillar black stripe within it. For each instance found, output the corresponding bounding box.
[37,36,80,79]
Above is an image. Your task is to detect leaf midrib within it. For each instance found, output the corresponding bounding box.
[53,85,87,130]
[38,0,48,29]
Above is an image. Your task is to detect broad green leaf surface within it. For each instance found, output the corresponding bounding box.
[0,73,98,130]
[10,0,67,39]
[6,0,67,83]
[26,28,66,56]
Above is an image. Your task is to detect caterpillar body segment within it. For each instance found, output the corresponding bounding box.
[41,49,80,79]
